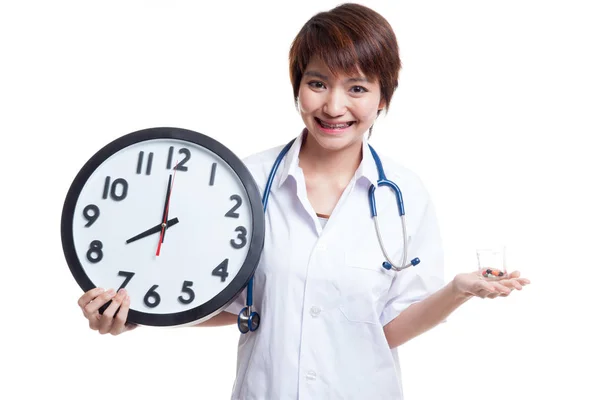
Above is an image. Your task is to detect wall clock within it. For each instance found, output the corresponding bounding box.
[61,127,264,327]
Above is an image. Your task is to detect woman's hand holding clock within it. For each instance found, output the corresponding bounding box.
[77,287,137,335]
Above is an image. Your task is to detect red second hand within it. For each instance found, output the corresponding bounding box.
[156,161,179,256]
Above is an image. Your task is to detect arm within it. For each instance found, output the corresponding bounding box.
[380,175,531,348]
[193,311,238,327]
[383,270,530,348]
[383,280,470,348]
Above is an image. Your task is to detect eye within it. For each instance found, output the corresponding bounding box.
[308,80,326,89]
[350,86,368,94]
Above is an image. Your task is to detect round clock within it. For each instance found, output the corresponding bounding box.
[61,127,265,327]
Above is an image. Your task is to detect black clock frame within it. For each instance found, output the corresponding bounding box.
[61,127,265,327]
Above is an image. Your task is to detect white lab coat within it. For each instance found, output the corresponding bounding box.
[225,130,445,399]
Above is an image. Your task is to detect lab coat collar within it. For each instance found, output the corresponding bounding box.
[355,134,379,186]
[276,129,305,189]
[276,129,379,189]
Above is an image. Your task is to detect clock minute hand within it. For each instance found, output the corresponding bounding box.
[156,161,179,256]
[159,174,173,243]
[125,217,179,244]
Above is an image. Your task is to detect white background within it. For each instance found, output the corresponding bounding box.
[1,1,598,399]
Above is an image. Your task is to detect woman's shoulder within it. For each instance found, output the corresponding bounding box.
[373,149,432,200]
[241,143,286,168]
[239,143,289,185]
[377,151,424,183]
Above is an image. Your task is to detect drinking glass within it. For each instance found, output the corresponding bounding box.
[476,246,507,280]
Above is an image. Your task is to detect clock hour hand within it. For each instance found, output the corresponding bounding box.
[126,217,179,244]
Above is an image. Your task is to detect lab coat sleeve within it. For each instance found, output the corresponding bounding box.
[223,287,247,315]
[379,195,446,327]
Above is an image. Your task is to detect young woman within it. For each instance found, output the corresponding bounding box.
[76,3,530,398]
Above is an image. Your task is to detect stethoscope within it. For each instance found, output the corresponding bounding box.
[237,138,420,334]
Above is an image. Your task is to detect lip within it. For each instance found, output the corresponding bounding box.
[314,117,355,135]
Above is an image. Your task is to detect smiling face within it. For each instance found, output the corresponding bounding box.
[297,58,385,152]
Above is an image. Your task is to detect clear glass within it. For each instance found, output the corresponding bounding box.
[476,246,507,280]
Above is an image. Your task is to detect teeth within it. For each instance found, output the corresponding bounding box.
[320,120,352,129]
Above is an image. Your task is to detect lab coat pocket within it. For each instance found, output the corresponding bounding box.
[338,251,394,324]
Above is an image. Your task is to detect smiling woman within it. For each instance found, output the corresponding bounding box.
[288,4,401,117]
[290,9,400,149]
[295,58,384,158]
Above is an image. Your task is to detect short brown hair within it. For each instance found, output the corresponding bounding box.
[289,3,401,112]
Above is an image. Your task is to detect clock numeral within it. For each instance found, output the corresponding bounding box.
[176,148,191,171]
[178,280,195,305]
[225,195,242,218]
[166,146,191,171]
[83,204,100,227]
[136,151,154,175]
[209,162,217,186]
[86,240,103,263]
[144,285,161,308]
[118,271,135,290]
[166,146,174,169]
[230,226,248,249]
[98,270,135,315]
[212,259,229,282]
[102,176,128,201]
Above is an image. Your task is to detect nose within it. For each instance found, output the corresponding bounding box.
[323,88,347,117]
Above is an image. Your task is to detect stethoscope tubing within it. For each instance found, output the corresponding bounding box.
[238,138,419,333]
[367,145,420,272]
[246,139,295,313]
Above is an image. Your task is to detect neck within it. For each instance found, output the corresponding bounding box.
[298,131,363,188]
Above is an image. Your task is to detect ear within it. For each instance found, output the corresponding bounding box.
[378,97,386,111]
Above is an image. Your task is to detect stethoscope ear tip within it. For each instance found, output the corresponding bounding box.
[382,257,421,271]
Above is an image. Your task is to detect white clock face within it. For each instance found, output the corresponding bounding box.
[69,137,257,321]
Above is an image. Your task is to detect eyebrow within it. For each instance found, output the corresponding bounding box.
[304,70,371,84]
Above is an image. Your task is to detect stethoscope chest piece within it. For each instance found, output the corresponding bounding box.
[238,306,260,334]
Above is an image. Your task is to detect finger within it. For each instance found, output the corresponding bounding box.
[489,281,512,296]
[78,287,106,309]
[83,289,116,318]
[508,270,521,279]
[99,289,127,335]
[474,280,497,298]
[476,279,498,293]
[479,285,504,298]
[505,277,531,288]
[517,277,531,285]
[476,288,497,298]
[499,279,522,291]
[111,293,131,336]
[85,289,116,331]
